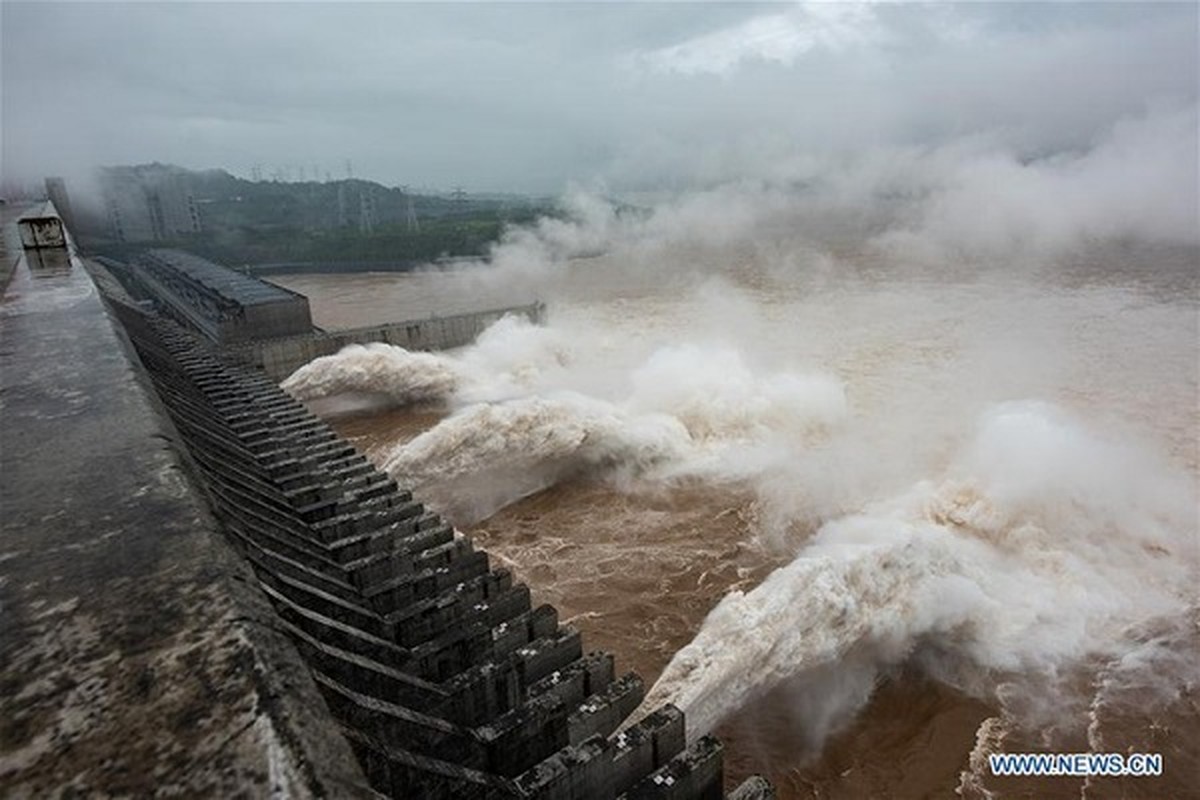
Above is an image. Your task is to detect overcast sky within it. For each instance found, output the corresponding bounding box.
[2,2,1196,194]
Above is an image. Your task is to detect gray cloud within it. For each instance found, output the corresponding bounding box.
[2,2,1196,194]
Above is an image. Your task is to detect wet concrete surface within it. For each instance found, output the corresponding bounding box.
[0,249,373,796]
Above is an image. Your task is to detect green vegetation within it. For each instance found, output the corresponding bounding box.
[169,214,531,268]
[81,164,559,270]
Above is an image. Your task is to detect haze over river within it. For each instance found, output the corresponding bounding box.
[273,236,1198,798]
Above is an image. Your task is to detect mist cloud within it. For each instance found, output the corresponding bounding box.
[2,2,1195,194]
[467,101,1196,305]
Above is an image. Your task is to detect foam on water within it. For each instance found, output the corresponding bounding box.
[284,312,849,517]
[282,342,462,404]
[627,344,846,441]
[285,281,1197,777]
[380,392,693,520]
[280,182,1198,791]
[640,401,1198,745]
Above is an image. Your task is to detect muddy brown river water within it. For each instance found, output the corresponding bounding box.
[274,244,1198,799]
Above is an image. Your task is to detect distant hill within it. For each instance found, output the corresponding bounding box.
[81,163,560,270]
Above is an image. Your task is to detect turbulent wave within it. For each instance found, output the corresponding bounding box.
[641,401,1199,744]
[381,392,693,522]
[286,273,1196,760]
[285,314,848,517]
[275,162,1198,795]
[281,315,571,406]
[282,342,461,404]
[627,344,846,441]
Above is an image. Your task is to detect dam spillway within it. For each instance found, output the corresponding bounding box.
[98,248,546,381]
[0,233,771,798]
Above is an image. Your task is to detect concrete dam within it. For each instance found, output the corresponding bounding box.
[0,219,773,798]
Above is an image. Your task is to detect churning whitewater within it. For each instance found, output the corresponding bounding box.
[284,313,849,520]
[285,298,1198,757]
[278,172,1198,796]
[639,400,1198,741]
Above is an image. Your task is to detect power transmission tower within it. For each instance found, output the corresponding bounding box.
[401,185,420,232]
[359,186,375,234]
[337,182,349,228]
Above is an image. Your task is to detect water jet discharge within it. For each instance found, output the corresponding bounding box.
[277,156,1199,798]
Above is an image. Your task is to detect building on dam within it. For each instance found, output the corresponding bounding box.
[0,202,773,798]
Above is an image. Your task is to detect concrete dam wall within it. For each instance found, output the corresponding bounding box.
[102,295,763,798]
[3,232,770,796]
[225,302,546,382]
[79,248,770,797]
[95,250,544,382]
[1,245,371,797]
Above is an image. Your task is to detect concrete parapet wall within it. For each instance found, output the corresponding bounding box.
[227,301,546,381]
[0,252,374,797]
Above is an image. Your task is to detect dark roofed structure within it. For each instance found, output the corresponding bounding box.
[144,249,297,306]
[132,249,314,343]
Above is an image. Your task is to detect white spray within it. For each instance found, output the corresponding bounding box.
[641,401,1199,743]
[279,113,1198,759]
[283,308,850,521]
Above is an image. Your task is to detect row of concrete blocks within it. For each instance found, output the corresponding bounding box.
[107,300,772,799]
